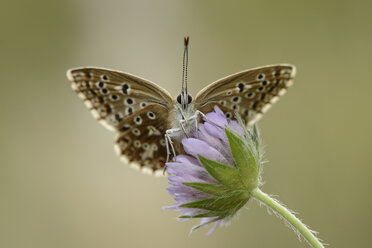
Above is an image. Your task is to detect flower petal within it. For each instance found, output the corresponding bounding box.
[182,138,228,165]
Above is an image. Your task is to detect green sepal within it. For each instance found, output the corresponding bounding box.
[225,128,260,190]
[252,124,261,152]
[178,211,224,219]
[183,182,229,196]
[179,191,248,212]
[235,114,260,159]
[198,155,244,190]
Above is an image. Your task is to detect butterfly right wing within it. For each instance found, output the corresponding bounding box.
[194,64,296,126]
[67,67,174,173]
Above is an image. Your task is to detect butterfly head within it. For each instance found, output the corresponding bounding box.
[176,92,193,111]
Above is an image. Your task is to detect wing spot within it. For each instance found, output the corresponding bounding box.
[134,140,141,148]
[257,73,265,80]
[219,100,226,106]
[147,111,156,120]
[260,93,266,101]
[110,94,119,101]
[142,143,149,150]
[122,84,130,94]
[160,139,166,146]
[225,112,232,119]
[104,104,112,114]
[272,70,280,77]
[132,128,141,136]
[257,86,264,92]
[120,124,131,132]
[226,91,232,96]
[134,116,142,125]
[90,90,97,96]
[97,82,104,88]
[98,96,104,103]
[232,96,241,103]
[232,104,239,111]
[125,98,134,105]
[246,92,255,98]
[121,136,130,143]
[115,113,123,122]
[101,75,108,81]
[237,83,244,93]
[101,88,109,94]
[140,102,147,108]
[125,107,133,115]
[261,80,269,86]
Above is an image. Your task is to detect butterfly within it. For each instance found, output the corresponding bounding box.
[67,37,296,175]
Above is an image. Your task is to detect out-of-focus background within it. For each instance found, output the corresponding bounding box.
[1,0,371,247]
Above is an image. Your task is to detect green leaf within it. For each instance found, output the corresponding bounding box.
[198,155,244,190]
[183,182,229,196]
[180,191,248,212]
[178,211,224,219]
[226,128,260,190]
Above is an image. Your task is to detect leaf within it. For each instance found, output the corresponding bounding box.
[226,128,260,190]
[183,182,229,196]
[198,155,244,190]
[180,191,248,212]
[178,211,224,219]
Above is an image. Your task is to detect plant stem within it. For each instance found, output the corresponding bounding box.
[251,188,324,248]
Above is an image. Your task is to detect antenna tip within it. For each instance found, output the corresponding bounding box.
[184,36,189,46]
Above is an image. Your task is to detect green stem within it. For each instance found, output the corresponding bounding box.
[251,188,324,248]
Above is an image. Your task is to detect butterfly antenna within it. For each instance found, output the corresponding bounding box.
[184,36,189,96]
[182,36,189,97]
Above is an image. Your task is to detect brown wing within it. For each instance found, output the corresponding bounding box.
[67,67,174,174]
[194,64,296,126]
[114,104,170,174]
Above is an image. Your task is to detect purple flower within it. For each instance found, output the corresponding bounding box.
[165,106,262,234]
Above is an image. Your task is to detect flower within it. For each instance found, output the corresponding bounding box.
[165,106,263,234]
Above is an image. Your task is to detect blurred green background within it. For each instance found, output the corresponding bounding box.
[1,0,371,247]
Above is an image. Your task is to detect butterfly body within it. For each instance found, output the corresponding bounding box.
[67,63,295,175]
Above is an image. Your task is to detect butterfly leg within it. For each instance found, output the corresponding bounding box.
[194,110,225,129]
[165,129,178,160]
[163,133,172,174]
[179,119,190,138]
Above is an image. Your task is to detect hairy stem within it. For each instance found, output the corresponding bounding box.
[251,188,324,248]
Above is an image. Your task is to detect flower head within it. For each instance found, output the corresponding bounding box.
[165,106,263,234]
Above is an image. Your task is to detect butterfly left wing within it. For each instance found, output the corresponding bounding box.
[67,67,174,174]
[194,64,296,126]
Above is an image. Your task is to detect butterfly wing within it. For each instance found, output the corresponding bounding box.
[194,64,296,125]
[67,67,174,174]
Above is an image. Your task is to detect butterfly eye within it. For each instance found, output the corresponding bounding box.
[187,94,192,104]
[177,94,182,104]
